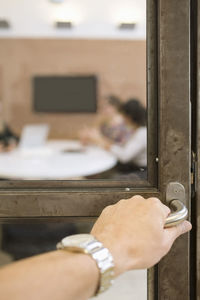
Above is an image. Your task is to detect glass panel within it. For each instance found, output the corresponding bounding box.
[0,0,147,181]
[0,222,147,299]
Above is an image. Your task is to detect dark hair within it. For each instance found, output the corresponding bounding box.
[106,95,121,109]
[120,99,146,126]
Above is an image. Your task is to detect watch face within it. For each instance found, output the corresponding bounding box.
[61,234,94,248]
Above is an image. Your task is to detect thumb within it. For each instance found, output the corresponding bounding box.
[164,220,192,244]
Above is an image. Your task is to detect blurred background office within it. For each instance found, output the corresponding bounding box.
[0,1,147,299]
[0,0,146,180]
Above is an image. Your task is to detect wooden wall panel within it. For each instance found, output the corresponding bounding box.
[0,39,146,139]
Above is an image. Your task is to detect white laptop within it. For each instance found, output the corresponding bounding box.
[18,124,50,151]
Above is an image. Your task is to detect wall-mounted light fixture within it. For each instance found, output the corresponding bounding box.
[55,21,73,29]
[0,19,10,29]
[51,2,82,27]
[49,0,65,4]
[118,22,136,30]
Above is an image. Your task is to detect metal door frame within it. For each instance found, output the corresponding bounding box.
[157,0,191,299]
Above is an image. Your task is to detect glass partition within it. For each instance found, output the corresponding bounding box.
[0,1,148,299]
[0,0,147,182]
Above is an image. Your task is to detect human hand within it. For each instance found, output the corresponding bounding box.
[91,196,192,276]
[79,127,110,149]
[79,127,93,146]
[6,141,17,152]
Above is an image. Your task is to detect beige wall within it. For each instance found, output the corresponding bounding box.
[0,39,146,139]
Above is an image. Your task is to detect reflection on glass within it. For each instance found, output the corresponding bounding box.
[0,0,146,181]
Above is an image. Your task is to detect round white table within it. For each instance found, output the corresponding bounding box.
[0,140,117,180]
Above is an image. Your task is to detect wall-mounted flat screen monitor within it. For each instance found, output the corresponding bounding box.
[33,75,97,113]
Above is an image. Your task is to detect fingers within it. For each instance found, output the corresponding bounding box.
[147,197,171,221]
[161,203,171,218]
[121,196,171,219]
[164,220,192,243]
[155,200,171,219]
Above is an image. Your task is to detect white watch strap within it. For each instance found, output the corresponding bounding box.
[87,240,115,294]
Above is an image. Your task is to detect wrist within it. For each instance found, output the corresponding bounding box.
[57,234,115,295]
[90,233,120,276]
[77,252,100,296]
[91,232,139,277]
[57,250,100,299]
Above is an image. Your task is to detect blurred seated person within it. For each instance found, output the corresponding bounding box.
[97,95,133,145]
[0,120,19,152]
[81,99,147,174]
[0,102,19,152]
[80,95,132,146]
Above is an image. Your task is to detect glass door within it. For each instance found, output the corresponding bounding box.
[0,0,192,299]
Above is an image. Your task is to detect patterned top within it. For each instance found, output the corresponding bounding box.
[100,121,133,145]
[110,127,147,167]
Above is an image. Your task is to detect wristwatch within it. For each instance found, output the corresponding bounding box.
[56,234,115,295]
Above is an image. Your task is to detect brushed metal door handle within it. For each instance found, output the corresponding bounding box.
[165,199,188,228]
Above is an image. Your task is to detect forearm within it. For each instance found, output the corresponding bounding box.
[0,250,99,300]
[0,196,192,300]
